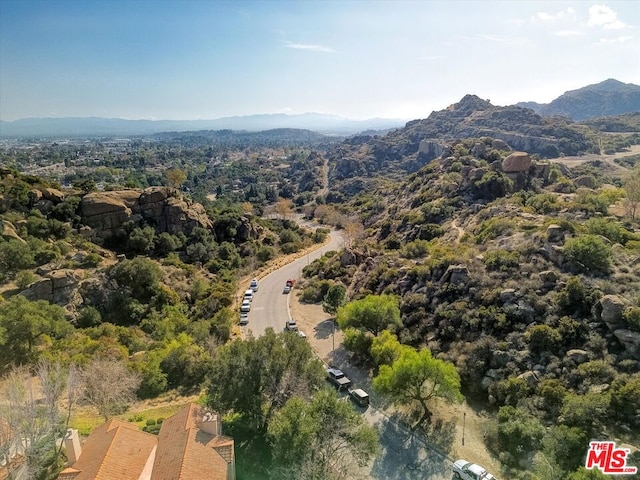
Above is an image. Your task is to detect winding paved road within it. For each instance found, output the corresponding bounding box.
[241,223,343,338]
[241,223,455,480]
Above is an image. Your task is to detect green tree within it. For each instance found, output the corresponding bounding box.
[563,235,612,274]
[165,168,187,189]
[128,226,156,254]
[495,406,545,465]
[110,257,162,303]
[207,329,325,433]
[337,294,401,336]
[0,296,72,368]
[322,283,346,316]
[268,390,379,479]
[370,329,402,366]
[373,346,463,428]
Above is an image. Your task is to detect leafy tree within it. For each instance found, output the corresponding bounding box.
[207,329,325,433]
[494,406,545,465]
[566,467,608,480]
[561,392,610,436]
[543,425,588,473]
[275,197,294,220]
[336,294,401,336]
[373,346,463,428]
[81,358,141,420]
[342,327,373,359]
[110,257,162,304]
[322,283,346,316]
[370,329,402,366]
[563,235,612,274]
[165,167,187,189]
[0,296,72,369]
[0,240,35,279]
[128,226,156,254]
[609,373,640,426]
[268,390,379,479]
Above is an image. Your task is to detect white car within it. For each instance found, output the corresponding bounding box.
[453,459,494,480]
[250,278,259,291]
[240,300,251,313]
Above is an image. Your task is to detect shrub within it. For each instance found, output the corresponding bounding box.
[401,239,430,259]
[15,270,36,290]
[622,307,640,332]
[563,235,612,274]
[483,249,519,271]
[474,217,515,243]
[494,406,545,466]
[584,217,633,245]
[527,325,562,354]
[525,193,560,214]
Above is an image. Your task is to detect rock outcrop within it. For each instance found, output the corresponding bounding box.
[79,187,213,240]
[502,152,532,173]
[20,269,82,305]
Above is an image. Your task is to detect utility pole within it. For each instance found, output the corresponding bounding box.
[462,412,466,446]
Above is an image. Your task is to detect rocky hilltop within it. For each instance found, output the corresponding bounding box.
[326,95,599,194]
[516,78,640,121]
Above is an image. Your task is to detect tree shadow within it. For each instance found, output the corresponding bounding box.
[312,319,334,340]
[418,417,456,456]
[368,415,450,480]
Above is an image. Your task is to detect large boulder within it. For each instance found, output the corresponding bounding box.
[596,295,627,331]
[41,187,65,203]
[1,220,24,243]
[439,264,470,285]
[20,269,82,305]
[502,152,532,173]
[546,224,564,243]
[613,329,640,360]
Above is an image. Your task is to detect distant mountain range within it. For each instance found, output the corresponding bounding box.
[2,79,639,138]
[515,78,640,121]
[0,113,405,138]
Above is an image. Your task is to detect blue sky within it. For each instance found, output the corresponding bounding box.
[1,0,639,121]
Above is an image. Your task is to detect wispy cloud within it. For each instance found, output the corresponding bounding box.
[535,7,575,22]
[284,41,335,53]
[598,35,634,44]
[555,30,583,37]
[588,5,631,30]
[418,55,444,61]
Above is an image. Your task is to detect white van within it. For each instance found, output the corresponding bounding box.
[243,289,254,302]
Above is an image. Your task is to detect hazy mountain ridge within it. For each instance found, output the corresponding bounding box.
[0,113,405,138]
[515,78,640,121]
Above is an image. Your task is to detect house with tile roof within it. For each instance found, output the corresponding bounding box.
[57,404,235,480]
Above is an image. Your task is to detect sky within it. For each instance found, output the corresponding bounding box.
[1,0,639,122]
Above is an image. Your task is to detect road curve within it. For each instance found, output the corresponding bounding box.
[241,226,344,338]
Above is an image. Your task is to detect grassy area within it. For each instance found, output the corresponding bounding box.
[69,398,199,436]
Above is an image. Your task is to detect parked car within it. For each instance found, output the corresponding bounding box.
[326,367,351,390]
[285,278,296,288]
[239,312,249,325]
[285,320,298,331]
[453,459,494,480]
[349,388,370,407]
[250,278,259,292]
[243,289,254,302]
[283,284,291,294]
[240,300,251,313]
